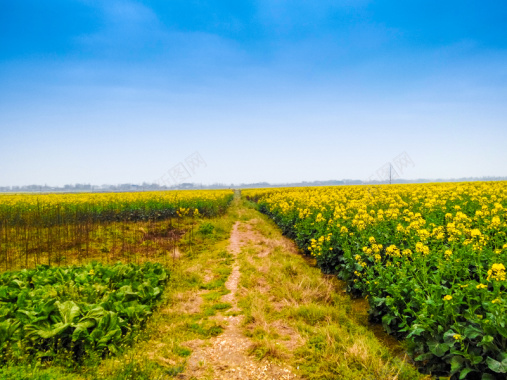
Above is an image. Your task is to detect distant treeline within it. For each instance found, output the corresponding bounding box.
[0,182,232,193]
[1,176,506,193]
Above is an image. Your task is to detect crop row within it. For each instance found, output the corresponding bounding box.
[244,182,507,379]
[0,262,168,365]
[0,190,234,227]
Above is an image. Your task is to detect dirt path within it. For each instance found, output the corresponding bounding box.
[178,222,298,380]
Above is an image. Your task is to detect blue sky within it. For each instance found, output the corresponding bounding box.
[1,1,506,187]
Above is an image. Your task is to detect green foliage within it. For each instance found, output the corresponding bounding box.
[0,364,77,380]
[198,222,215,235]
[0,262,168,366]
[187,321,223,337]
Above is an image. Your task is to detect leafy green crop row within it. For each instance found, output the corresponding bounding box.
[0,262,168,365]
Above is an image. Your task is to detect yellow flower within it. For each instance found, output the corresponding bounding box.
[470,229,482,238]
[443,295,452,301]
[492,298,501,304]
[487,263,506,281]
[476,283,488,289]
[386,244,401,257]
[491,263,505,271]
[453,334,462,340]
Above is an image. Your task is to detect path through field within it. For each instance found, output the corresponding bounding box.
[178,220,298,379]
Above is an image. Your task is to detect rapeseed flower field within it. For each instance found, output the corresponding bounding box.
[0,189,234,225]
[244,182,507,378]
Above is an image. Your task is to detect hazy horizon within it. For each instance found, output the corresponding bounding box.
[2,1,506,187]
[3,174,507,191]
